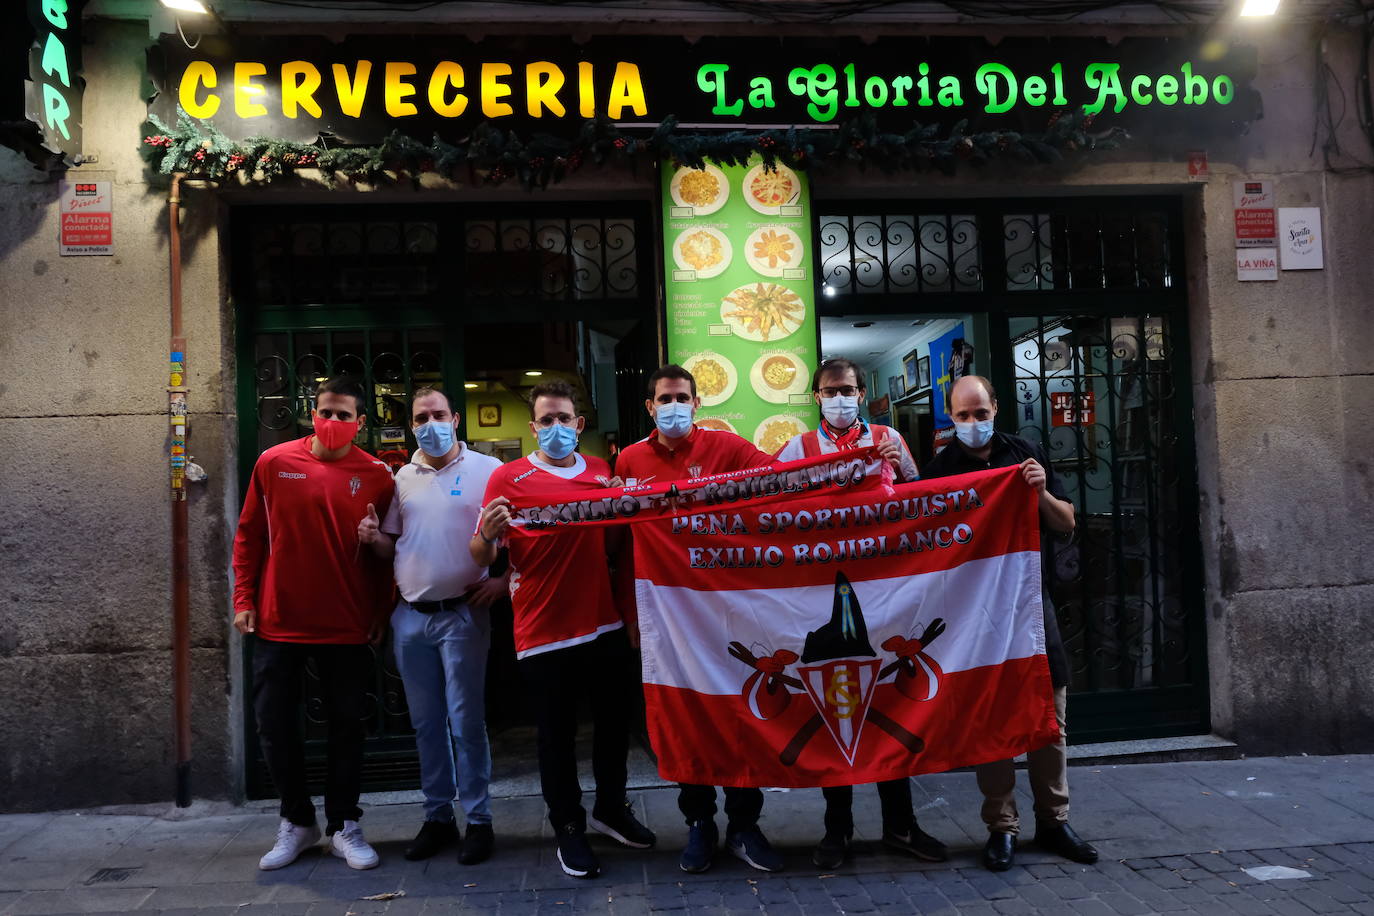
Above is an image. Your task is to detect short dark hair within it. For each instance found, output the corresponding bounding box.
[411,387,454,413]
[528,379,579,418]
[316,376,367,414]
[812,357,866,393]
[646,364,696,399]
[946,374,997,411]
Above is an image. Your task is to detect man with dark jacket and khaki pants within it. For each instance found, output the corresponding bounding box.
[920,374,1098,873]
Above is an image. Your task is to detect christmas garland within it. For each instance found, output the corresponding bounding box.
[141,108,1124,189]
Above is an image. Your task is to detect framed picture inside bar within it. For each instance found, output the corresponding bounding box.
[902,350,921,393]
[888,374,905,402]
[917,355,931,391]
[477,404,501,427]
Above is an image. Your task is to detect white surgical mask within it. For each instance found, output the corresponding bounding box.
[820,395,860,429]
[955,419,995,449]
[655,402,694,438]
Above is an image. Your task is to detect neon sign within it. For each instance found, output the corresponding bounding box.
[149,35,1258,144]
[700,60,1237,122]
[26,0,84,162]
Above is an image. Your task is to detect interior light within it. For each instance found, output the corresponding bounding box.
[463,382,479,389]
[823,285,837,298]
[1239,0,1279,16]
[524,370,544,377]
[160,0,211,13]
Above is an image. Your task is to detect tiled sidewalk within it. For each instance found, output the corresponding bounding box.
[1,755,1371,914]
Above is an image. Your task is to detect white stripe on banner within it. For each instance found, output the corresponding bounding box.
[637,550,1045,696]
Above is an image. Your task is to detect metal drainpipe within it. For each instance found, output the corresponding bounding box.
[168,172,192,807]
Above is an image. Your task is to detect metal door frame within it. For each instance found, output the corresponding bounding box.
[811,194,1208,743]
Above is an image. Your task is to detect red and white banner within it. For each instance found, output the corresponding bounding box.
[634,465,1058,787]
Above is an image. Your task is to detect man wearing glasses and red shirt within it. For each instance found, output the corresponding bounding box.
[775,357,947,870]
[471,380,654,880]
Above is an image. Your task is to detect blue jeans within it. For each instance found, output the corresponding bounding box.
[392,599,493,825]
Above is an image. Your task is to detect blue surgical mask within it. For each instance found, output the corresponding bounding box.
[655,402,694,438]
[537,423,579,460]
[820,395,860,429]
[955,419,995,449]
[413,419,455,458]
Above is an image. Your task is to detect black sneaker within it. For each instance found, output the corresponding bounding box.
[459,823,494,865]
[555,823,600,879]
[403,819,459,861]
[811,831,850,869]
[882,823,948,862]
[679,820,718,874]
[589,799,657,849]
[727,826,784,872]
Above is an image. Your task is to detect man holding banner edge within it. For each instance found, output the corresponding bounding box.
[919,374,1098,872]
[614,364,784,875]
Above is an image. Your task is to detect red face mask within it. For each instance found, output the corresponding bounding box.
[313,416,359,450]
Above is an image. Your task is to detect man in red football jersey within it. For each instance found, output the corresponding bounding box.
[231,376,396,872]
[614,364,783,875]
[470,379,655,880]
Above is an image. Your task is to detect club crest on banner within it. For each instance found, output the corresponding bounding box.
[729,571,947,767]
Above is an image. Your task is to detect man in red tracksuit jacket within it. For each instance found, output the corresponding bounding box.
[232,376,396,872]
[614,364,783,875]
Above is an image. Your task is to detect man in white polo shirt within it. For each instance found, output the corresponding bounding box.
[358,387,505,865]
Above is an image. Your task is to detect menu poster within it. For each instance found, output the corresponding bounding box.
[660,157,819,456]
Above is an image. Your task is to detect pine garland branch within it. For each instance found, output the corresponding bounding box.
[141,107,1126,189]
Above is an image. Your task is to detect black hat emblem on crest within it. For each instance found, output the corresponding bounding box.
[801,572,877,663]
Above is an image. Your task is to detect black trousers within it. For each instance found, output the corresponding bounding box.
[678,785,764,833]
[821,778,914,836]
[518,629,631,830]
[252,637,373,831]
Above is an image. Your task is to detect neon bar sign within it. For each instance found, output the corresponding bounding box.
[26,0,84,162]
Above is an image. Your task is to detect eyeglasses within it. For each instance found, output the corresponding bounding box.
[818,386,861,398]
[533,414,577,428]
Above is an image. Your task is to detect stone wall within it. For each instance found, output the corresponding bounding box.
[0,15,1370,812]
[0,20,236,810]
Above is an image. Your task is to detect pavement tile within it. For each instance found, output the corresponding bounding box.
[1188,852,1235,873]
[1286,886,1354,913]
[8,885,155,914]
[1225,851,1270,867]
[1217,895,1281,916]
[1095,891,1152,915]
[1067,900,1117,916]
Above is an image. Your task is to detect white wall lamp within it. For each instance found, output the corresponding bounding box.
[1239,0,1280,16]
[160,0,211,13]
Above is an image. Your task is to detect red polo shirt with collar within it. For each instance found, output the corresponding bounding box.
[612,425,773,624]
[615,425,773,485]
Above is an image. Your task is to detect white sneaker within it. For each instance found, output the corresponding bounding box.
[258,818,321,870]
[331,820,380,870]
